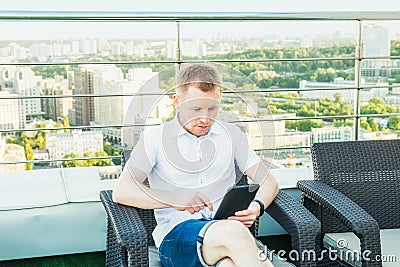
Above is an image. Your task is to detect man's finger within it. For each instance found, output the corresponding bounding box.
[194,198,205,211]
[235,209,251,216]
[197,193,213,211]
[185,207,195,214]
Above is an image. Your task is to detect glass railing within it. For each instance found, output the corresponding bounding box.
[1,11,400,173]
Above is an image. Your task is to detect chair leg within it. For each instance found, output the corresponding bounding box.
[106,219,128,267]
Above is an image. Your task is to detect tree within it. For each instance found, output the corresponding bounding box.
[367,118,380,132]
[333,119,353,127]
[21,132,35,148]
[63,116,71,133]
[35,123,46,128]
[387,116,400,130]
[285,119,322,131]
[35,133,46,149]
[62,153,82,168]
[360,118,372,131]
[360,97,395,115]
[95,151,111,166]
[369,97,385,106]
[25,144,34,170]
[83,151,97,167]
[112,150,122,166]
[48,120,64,134]
[333,93,343,103]
[104,141,112,155]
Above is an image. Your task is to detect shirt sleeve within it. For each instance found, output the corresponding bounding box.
[231,125,261,174]
[125,129,158,176]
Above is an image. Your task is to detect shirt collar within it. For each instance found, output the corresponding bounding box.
[164,116,222,138]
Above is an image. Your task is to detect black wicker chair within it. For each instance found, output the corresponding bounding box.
[100,150,321,267]
[297,140,400,267]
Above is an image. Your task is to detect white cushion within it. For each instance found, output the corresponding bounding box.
[0,168,117,260]
[148,246,162,267]
[0,169,67,210]
[62,167,101,202]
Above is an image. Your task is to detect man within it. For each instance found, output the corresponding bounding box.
[113,63,278,267]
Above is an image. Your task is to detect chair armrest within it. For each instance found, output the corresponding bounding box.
[266,190,320,267]
[297,180,382,265]
[100,190,149,267]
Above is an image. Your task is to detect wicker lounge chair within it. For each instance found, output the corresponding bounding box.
[100,150,321,267]
[298,140,400,267]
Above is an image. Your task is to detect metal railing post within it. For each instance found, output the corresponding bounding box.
[175,21,182,86]
[354,20,363,140]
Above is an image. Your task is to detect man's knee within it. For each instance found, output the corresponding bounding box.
[202,220,258,265]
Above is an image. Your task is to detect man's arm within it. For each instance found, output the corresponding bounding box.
[112,166,213,214]
[228,161,278,227]
[113,166,172,209]
[245,161,279,209]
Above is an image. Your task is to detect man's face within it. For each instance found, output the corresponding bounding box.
[174,85,221,137]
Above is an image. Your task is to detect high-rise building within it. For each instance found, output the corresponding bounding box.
[90,67,172,146]
[80,39,97,54]
[122,68,173,148]
[0,66,42,128]
[73,65,120,126]
[73,66,91,126]
[0,91,20,131]
[363,24,390,59]
[28,43,53,59]
[8,42,27,60]
[13,68,42,118]
[110,41,127,56]
[71,41,80,55]
[166,40,176,59]
[362,24,390,76]
[41,78,73,120]
[182,39,201,57]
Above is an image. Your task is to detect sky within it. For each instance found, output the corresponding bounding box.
[1,0,400,12]
[1,1,400,40]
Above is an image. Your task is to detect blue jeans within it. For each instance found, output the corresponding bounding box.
[158,219,220,267]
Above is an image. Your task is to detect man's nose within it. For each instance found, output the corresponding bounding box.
[199,115,209,124]
[198,108,210,122]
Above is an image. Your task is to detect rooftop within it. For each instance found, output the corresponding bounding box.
[1,9,400,266]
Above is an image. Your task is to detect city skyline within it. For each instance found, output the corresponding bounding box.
[0,21,352,41]
[2,8,400,170]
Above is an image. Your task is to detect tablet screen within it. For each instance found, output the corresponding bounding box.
[213,184,259,220]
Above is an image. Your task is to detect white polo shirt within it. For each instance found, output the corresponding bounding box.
[126,117,260,248]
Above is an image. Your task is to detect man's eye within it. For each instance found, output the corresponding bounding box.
[192,108,201,112]
[209,107,218,111]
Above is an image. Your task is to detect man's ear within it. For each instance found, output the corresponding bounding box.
[173,94,180,108]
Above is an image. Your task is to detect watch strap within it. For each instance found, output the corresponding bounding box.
[252,199,265,217]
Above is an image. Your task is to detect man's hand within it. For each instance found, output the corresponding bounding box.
[227,201,260,227]
[170,192,213,214]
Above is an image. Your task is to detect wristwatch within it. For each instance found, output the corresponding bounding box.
[252,199,265,217]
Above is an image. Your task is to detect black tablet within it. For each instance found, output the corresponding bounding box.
[213,184,260,220]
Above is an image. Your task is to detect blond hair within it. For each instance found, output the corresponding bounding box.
[176,63,223,95]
